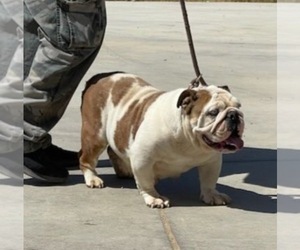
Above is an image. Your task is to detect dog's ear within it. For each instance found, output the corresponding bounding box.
[177,89,197,114]
[218,85,231,93]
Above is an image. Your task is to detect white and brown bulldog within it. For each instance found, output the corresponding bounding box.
[79,72,244,208]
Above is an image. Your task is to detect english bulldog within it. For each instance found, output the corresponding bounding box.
[79,72,244,208]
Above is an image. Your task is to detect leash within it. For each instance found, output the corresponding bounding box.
[179,0,208,88]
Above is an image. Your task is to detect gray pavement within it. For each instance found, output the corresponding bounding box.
[22,2,280,250]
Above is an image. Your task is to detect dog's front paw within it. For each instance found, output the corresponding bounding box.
[83,169,104,188]
[86,176,104,188]
[144,195,170,209]
[200,190,231,206]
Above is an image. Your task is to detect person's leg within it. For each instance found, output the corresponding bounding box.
[23,0,106,183]
[0,0,23,180]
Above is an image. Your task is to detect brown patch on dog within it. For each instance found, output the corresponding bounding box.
[81,71,123,103]
[177,89,211,117]
[107,146,133,178]
[82,78,113,129]
[177,89,198,115]
[114,91,164,153]
[135,76,151,87]
[190,90,212,119]
[80,78,114,172]
[178,89,211,118]
[111,76,151,106]
[111,78,133,106]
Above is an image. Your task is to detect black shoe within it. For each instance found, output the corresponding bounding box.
[24,145,79,183]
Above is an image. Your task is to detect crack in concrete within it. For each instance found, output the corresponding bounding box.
[159,210,181,250]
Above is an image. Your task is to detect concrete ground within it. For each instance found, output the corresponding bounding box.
[277,3,300,250]
[21,2,281,250]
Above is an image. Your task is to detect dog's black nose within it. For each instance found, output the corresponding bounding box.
[226,111,239,131]
[227,111,238,122]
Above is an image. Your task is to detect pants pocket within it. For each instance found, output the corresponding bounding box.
[57,0,106,50]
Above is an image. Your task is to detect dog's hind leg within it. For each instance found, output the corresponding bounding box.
[80,114,107,188]
[107,146,133,178]
[80,76,114,188]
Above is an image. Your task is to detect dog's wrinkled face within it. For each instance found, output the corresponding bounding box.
[177,85,244,153]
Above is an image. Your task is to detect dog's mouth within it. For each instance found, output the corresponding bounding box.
[203,130,244,152]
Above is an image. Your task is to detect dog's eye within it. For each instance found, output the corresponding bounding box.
[208,109,219,117]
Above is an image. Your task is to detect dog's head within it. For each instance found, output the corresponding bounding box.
[177,85,244,153]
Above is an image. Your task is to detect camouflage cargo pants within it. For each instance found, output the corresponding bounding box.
[0,0,23,154]
[24,0,106,153]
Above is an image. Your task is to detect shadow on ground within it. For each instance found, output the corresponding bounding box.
[277,148,300,214]
[24,147,281,213]
[24,147,300,213]
[155,147,277,213]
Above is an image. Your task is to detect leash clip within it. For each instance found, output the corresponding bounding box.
[189,74,207,89]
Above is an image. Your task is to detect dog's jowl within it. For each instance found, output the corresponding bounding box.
[80,72,244,208]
